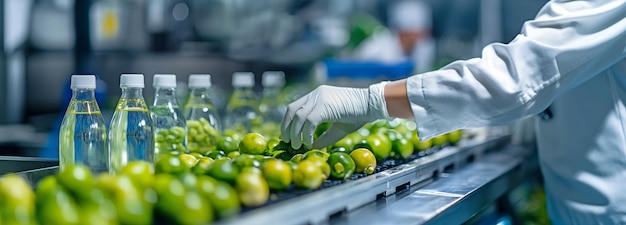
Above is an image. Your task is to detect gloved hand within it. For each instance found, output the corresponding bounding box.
[281,82,390,149]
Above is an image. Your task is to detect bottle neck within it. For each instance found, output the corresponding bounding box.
[153,87,180,106]
[72,88,97,101]
[120,87,144,99]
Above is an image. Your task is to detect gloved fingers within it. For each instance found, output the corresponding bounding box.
[301,119,318,150]
[281,94,310,141]
[312,123,356,149]
[289,97,317,149]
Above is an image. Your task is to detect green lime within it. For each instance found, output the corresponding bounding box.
[302,149,330,161]
[267,138,281,152]
[236,169,270,207]
[233,154,263,169]
[303,157,330,179]
[179,154,199,168]
[57,164,94,200]
[112,190,152,225]
[207,158,240,185]
[37,185,80,225]
[239,133,268,155]
[152,174,185,221]
[0,174,36,224]
[314,122,332,140]
[175,191,212,225]
[227,151,241,159]
[293,160,325,189]
[79,201,118,225]
[327,152,356,180]
[218,136,240,154]
[119,161,155,188]
[192,157,214,175]
[178,172,199,190]
[412,132,433,151]
[350,148,377,175]
[447,130,462,145]
[155,154,188,175]
[332,136,355,151]
[189,152,205,159]
[431,134,448,147]
[262,159,293,190]
[196,176,240,219]
[354,134,392,162]
[329,147,348,154]
[286,161,298,171]
[205,150,226,160]
[392,137,414,159]
[290,154,304,163]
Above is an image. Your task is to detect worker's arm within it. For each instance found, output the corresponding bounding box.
[401,0,626,140]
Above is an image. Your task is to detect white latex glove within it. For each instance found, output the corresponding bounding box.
[281,82,390,149]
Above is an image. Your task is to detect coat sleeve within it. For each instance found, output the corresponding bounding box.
[408,0,626,140]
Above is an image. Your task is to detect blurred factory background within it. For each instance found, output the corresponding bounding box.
[0,0,547,157]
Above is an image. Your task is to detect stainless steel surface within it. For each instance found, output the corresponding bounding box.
[332,145,527,225]
[0,156,57,175]
[216,133,511,225]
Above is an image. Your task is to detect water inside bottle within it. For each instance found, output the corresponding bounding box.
[59,99,108,174]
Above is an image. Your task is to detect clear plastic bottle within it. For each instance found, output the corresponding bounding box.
[256,71,287,138]
[59,75,108,173]
[224,72,262,133]
[184,74,221,153]
[108,74,154,173]
[151,74,187,157]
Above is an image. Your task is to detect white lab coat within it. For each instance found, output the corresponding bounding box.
[352,30,436,73]
[405,0,626,224]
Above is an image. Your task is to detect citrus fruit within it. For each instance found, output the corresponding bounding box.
[239,133,268,155]
[303,157,330,179]
[290,154,303,163]
[218,136,240,154]
[233,154,262,169]
[392,137,414,159]
[236,169,269,207]
[119,161,155,188]
[155,154,188,174]
[354,134,392,162]
[302,149,330,161]
[350,148,377,175]
[191,157,214,175]
[0,174,36,224]
[262,159,292,190]
[431,134,448,147]
[293,160,325,190]
[412,133,432,151]
[196,176,240,219]
[205,150,226,160]
[227,151,241,158]
[57,164,94,200]
[327,152,356,180]
[447,130,463,145]
[207,158,240,185]
[37,185,80,225]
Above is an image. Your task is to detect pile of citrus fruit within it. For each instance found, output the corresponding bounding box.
[1,119,462,225]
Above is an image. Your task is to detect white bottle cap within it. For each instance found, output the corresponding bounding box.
[70,75,97,89]
[262,71,285,87]
[153,74,177,88]
[120,74,145,88]
[188,74,212,88]
[232,72,255,87]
